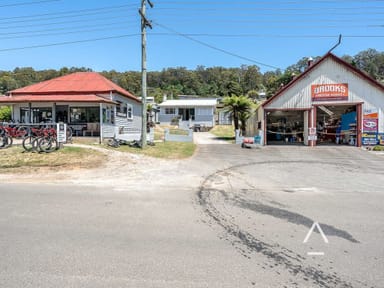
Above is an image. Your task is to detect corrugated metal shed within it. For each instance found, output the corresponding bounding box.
[263,53,384,111]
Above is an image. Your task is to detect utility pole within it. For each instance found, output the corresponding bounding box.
[139,0,153,148]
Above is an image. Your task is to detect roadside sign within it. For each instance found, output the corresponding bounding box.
[308,127,317,141]
[309,127,317,135]
[57,123,67,143]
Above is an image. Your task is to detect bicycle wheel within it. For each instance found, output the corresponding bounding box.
[66,126,73,143]
[38,136,58,153]
[22,135,36,152]
[0,135,12,149]
[16,126,28,138]
[32,136,43,152]
[107,138,119,148]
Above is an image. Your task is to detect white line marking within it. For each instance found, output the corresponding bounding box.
[303,222,329,244]
[307,252,325,256]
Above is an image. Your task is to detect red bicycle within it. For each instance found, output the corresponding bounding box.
[0,125,28,139]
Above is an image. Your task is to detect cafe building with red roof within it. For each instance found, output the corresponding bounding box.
[0,72,142,139]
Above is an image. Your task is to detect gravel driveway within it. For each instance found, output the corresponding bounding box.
[193,132,230,144]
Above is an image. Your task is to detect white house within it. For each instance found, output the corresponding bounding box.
[158,98,217,129]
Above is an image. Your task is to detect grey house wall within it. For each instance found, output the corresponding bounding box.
[100,93,142,139]
[113,94,142,134]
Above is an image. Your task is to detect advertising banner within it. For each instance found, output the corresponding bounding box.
[311,83,348,101]
[362,133,378,146]
[363,118,378,132]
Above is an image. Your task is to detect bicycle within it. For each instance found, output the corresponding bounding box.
[22,127,45,152]
[0,134,13,149]
[0,125,28,139]
[107,137,128,148]
[37,127,58,153]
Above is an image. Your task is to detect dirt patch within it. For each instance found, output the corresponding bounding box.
[0,144,182,186]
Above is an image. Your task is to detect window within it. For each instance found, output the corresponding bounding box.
[116,101,128,117]
[70,107,99,124]
[20,107,53,123]
[196,108,212,116]
[165,108,176,115]
[127,104,133,120]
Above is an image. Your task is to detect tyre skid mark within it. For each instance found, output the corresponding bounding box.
[197,163,359,288]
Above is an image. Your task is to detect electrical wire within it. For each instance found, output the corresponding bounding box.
[0,14,131,30]
[0,25,131,40]
[0,20,133,36]
[0,34,140,52]
[0,8,137,25]
[160,0,384,4]
[153,21,281,70]
[0,4,137,21]
[147,33,384,38]
[0,0,59,8]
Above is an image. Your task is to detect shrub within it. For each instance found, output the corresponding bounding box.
[0,106,11,121]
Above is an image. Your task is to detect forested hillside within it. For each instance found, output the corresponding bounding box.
[1,49,383,102]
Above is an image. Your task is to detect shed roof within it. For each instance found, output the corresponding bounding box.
[7,72,140,103]
[158,99,217,107]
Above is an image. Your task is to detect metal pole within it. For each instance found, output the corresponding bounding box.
[140,0,147,148]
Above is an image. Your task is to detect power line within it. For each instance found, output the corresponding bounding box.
[0,0,59,8]
[151,15,383,23]
[0,34,140,52]
[155,6,384,11]
[148,32,384,38]
[0,4,137,21]
[0,25,132,40]
[0,20,133,36]
[153,21,281,70]
[0,14,131,30]
[0,7,136,25]
[160,0,384,3]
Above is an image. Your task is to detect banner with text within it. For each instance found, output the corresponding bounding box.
[311,83,348,101]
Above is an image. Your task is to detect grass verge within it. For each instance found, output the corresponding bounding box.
[372,145,384,151]
[0,146,107,172]
[108,141,196,159]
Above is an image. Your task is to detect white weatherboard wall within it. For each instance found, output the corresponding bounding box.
[159,99,217,128]
[265,57,384,133]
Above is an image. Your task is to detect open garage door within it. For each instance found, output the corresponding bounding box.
[315,104,361,146]
[266,110,305,145]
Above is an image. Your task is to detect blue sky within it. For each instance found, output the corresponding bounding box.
[0,0,383,73]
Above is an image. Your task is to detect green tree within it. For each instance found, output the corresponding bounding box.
[0,106,11,121]
[223,95,254,134]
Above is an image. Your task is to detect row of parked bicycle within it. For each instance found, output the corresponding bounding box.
[0,124,73,153]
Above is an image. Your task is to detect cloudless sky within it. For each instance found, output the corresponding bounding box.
[0,0,383,73]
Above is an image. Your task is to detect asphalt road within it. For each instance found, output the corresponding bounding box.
[1,145,383,288]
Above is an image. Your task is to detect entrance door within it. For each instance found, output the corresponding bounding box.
[178,108,195,121]
[56,105,69,123]
[315,104,358,146]
[265,110,305,145]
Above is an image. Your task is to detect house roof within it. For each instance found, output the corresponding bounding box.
[158,99,217,107]
[7,72,140,103]
[263,52,384,109]
[0,94,116,104]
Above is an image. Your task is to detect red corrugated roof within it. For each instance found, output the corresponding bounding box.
[9,72,140,103]
[0,94,116,104]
